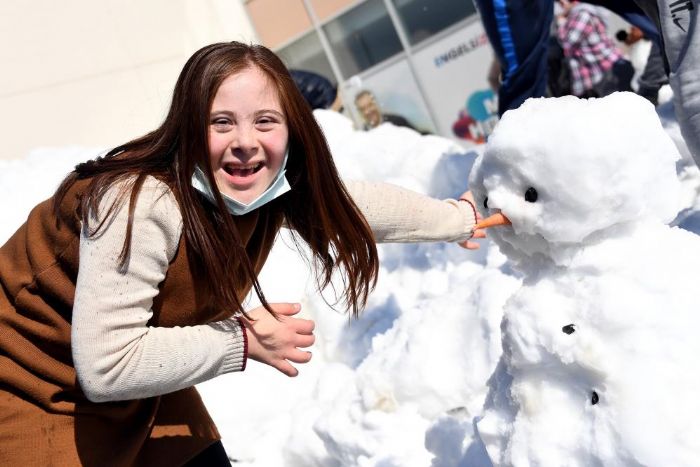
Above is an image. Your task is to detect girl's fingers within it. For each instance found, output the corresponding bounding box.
[270,302,302,316]
[458,239,480,249]
[287,349,313,364]
[294,318,315,335]
[276,360,299,377]
[295,333,315,348]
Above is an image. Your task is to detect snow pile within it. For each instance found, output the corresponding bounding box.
[198,112,518,466]
[469,93,700,466]
[0,147,103,242]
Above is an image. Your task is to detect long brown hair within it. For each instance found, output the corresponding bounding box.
[54,41,378,318]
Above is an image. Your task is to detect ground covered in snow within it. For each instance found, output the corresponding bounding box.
[1,97,699,466]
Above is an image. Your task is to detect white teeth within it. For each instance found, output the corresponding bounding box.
[224,162,262,171]
[223,162,263,176]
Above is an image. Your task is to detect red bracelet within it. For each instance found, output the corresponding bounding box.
[458,198,478,238]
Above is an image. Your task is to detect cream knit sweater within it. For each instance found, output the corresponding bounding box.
[72,177,476,402]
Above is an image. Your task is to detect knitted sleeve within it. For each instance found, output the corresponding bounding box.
[72,176,247,403]
[344,180,476,243]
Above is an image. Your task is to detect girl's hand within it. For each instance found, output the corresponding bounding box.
[458,190,487,250]
[460,228,487,250]
[240,303,315,377]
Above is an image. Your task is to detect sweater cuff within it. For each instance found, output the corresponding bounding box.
[209,317,248,373]
[446,198,477,241]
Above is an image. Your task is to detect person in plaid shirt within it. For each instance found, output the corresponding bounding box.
[557,0,634,97]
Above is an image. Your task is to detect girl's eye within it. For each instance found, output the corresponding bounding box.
[256,117,277,126]
[212,118,231,126]
[256,122,278,132]
[524,187,538,203]
[483,197,489,209]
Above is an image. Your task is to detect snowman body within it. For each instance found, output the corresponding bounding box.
[477,223,700,466]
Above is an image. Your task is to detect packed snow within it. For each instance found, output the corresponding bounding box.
[1,93,699,466]
[469,93,700,466]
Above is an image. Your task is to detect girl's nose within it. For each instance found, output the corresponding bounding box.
[232,126,258,154]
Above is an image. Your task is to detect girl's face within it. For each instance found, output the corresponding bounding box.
[208,66,289,204]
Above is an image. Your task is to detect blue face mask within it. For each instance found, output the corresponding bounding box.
[191,150,291,216]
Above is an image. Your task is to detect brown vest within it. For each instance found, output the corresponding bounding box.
[0,178,282,466]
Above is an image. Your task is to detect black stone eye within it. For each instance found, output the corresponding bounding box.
[562,324,576,335]
[483,197,489,209]
[524,187,538,203]
[591,391,599,405]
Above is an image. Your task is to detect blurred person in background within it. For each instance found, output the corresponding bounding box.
[290,69,342,111]
[354,89,429,134]
[474,0,658,115]
[557,0,634,98]
[473,0,554,116]
[616,26,669,105]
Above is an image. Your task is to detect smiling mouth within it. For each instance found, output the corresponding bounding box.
[223,162,264,177]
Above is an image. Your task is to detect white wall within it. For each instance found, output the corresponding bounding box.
[0,0,258,160]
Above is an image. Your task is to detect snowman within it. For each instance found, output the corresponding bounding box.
[468,93,700,466]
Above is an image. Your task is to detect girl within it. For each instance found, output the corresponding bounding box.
[0,42,481,466]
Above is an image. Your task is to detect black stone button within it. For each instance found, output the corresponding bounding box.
[562,324,576,334]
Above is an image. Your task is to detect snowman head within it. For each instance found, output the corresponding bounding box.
[469,92,681,266]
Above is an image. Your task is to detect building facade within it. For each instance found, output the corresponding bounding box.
[244,0,498,144]
[1,1,497,161]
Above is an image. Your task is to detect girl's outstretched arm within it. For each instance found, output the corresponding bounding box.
[344,180,479,245]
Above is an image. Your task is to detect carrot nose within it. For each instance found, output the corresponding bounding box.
[475,212,511,229]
